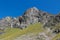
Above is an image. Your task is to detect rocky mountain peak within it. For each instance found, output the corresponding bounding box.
[0,7,60,30]
[31,7,39,11]
[24,7,40,16]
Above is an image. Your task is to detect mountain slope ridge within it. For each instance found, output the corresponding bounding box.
[0,7,60,40]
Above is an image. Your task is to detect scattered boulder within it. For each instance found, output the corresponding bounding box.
[53,28,60,34]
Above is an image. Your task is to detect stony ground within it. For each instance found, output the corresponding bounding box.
[14,32,56,40]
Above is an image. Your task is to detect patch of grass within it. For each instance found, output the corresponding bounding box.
[0,23,44,40]
[52,33,60,40]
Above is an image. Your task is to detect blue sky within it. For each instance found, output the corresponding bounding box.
[0,0,60,18]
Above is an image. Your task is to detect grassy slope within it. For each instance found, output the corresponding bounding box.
[1,22,60,40]
[0,23,44,40]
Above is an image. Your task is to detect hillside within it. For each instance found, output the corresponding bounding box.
[0,23,60,40]
[0,23,44,40]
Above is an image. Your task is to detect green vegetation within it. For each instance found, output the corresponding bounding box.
[52,33,60,40]
[0,23,44,40]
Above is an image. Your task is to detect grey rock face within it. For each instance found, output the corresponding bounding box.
[23,7,40,24]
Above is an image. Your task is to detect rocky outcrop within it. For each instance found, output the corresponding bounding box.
[0,7,60,30]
